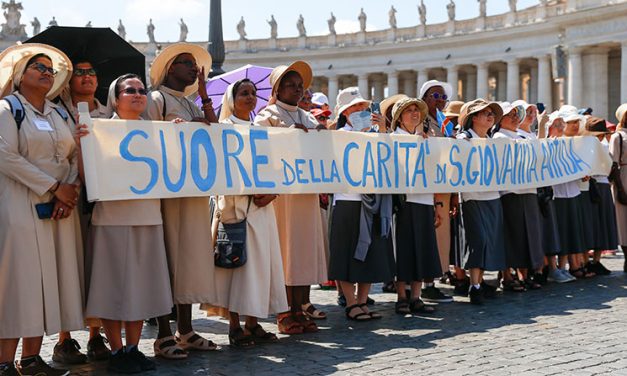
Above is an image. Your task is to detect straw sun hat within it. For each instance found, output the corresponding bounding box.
[391,97,428,130]
[149,42,212,97]
[269,60,313,96]
[0,43,72,99]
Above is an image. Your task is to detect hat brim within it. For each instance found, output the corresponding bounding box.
[149,42,212,97]
[0,43,72,99]
[337,97,371,118]
[270,60,313,96]
[391,99,428,130]
[380,94,408,117]
[419,81,453,100]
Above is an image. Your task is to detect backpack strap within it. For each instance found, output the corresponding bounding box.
[463,130,473,139]
[53,105,69,122]
[3,94,25,130]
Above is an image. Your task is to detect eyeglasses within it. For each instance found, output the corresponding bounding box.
[73,68,97,77]
[429,92,448,101]
[28,62,57,76]
[121,87,147,96]
[172,60,197,68]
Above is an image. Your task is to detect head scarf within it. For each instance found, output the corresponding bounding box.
[219,82,235,122]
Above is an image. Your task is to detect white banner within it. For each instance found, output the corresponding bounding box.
[80,116,613,201]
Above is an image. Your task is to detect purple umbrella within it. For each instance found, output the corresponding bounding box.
[194,64,273,120]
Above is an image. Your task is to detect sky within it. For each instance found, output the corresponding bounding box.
[23,0,540,43]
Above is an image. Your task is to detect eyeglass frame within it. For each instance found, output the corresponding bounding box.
[73,68,97,77]
[28,62,57,76]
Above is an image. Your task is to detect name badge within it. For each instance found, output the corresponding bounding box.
[34,119,53,131]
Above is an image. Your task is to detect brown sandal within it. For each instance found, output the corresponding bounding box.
[277,312,304,335]
[302,303,327,320]
[245,324,278,344]
[294,311,319,332]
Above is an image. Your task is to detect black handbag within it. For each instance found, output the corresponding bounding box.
[214,197,251,269]
[588,178,601,204]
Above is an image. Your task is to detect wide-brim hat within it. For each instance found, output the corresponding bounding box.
[419,79,453,100]
[0,43,72,99]
[380,94,408,118]
[269,60,312,96]
[458,98,503,129]
[336,86,370,117]
[616,103,627,125]
[582,116,610,136]
[391,97,428,130]
[311,108,331,118]
[149,42,212,97]
[442,100,464,118]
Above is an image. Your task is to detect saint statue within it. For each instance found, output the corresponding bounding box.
[509,0,517,12]
[358,8,366,32]
[85,21,92,27]
[447,0,456,22]
[179,18,188,42]
[237,16,246,40]
[30,16,39,35]
[268,15,277,39]
[478,0,487,18]
[0,0,26,39]
[328,12,336,35]
[147,18,155,43]
[418,0,427,25]
[48,16,57,28]
[117,19,126,40]
[388,5,397,29]
[296,14,306,37]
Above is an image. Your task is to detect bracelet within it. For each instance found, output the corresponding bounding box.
[201,102,213,110]
[435,201,444,208]
[201,97,212,105]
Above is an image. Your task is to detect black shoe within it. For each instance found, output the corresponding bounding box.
[107,350,141,374]
[366,296,375,305]
[18,356,69,376]
[0,363,19,376]
[454,279,470,296]
[126,347,156,371]
[337,294,347,307]
[469,286,483,305]
[480,281,497,298]
[87,335,111,361]
[589,261,611,276]
[381,281,396,293]
[145,317,157,326]
[52,339,87,365]
[421,285,453,303]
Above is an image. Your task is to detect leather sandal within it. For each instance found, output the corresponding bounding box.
[228,327,255,349]
[302,303,327,320]
[395,299,411,314]
[175,331,218,351]
[294,311,319,332]
[153,336,188,359]
[345,304,371,321]
[409,299,435,314]
[245,324,278,344]
[277,312,304,335]
[359,303,382,319]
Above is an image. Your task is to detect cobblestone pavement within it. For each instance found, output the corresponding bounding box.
[31,253,627,375]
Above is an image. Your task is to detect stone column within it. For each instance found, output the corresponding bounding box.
[466,72,477,101]
[328,75,339,110]
[506,57,520,101]
[537,54,553,111]
[567,47,583,107]
[403,74,415,98]
[416,69,429,98]
[530,65,539,104]
[497,69,507,101]
[476,62,489,99]
[446,65,459,100]
[622,41,627,103]
[358,73,370,99]
[586,47,610,120]
[373,76,385,101]
[387,70,399,96]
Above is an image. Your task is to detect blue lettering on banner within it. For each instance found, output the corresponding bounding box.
[281,159,296,186]
[448,145,462,186]
[343,142,361,186]
[160,130,187,193]
[119,130,158,195]
[377,141,392,188]
[249,129,275,188]
[399,142,417,187]
[362,142,377,187]
[190,129,217,192]
[294,159,309,184]
[222,129,252,188]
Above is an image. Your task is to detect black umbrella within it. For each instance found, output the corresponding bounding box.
[25,26,146,105]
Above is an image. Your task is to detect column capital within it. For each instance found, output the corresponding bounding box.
[444,64,459,71]
[386,69,399,77]
[585,46,611,55]
[567,46,584,56]
[504,56,521,64]
[476,61,490,70]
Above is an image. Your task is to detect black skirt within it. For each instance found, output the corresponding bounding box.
[539,199,562,256]
[395,203,441,282]
[450,211,466,267]
[553,197,586,254]
[593,183,619,250]
[578,192,597,251]
[328,201,395,283]
[500,193,545,270]
[461,199,506,271]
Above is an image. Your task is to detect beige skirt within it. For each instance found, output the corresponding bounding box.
[85,225,172,321]
[206,203,288,318]
[162,197,217,304]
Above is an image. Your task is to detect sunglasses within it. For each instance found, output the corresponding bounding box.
[73,68,97,77]
[29,62,57,76]
[480,110,496,118]
[172,60,197,68]
[121,87,147,96]
[429,92,448,101]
